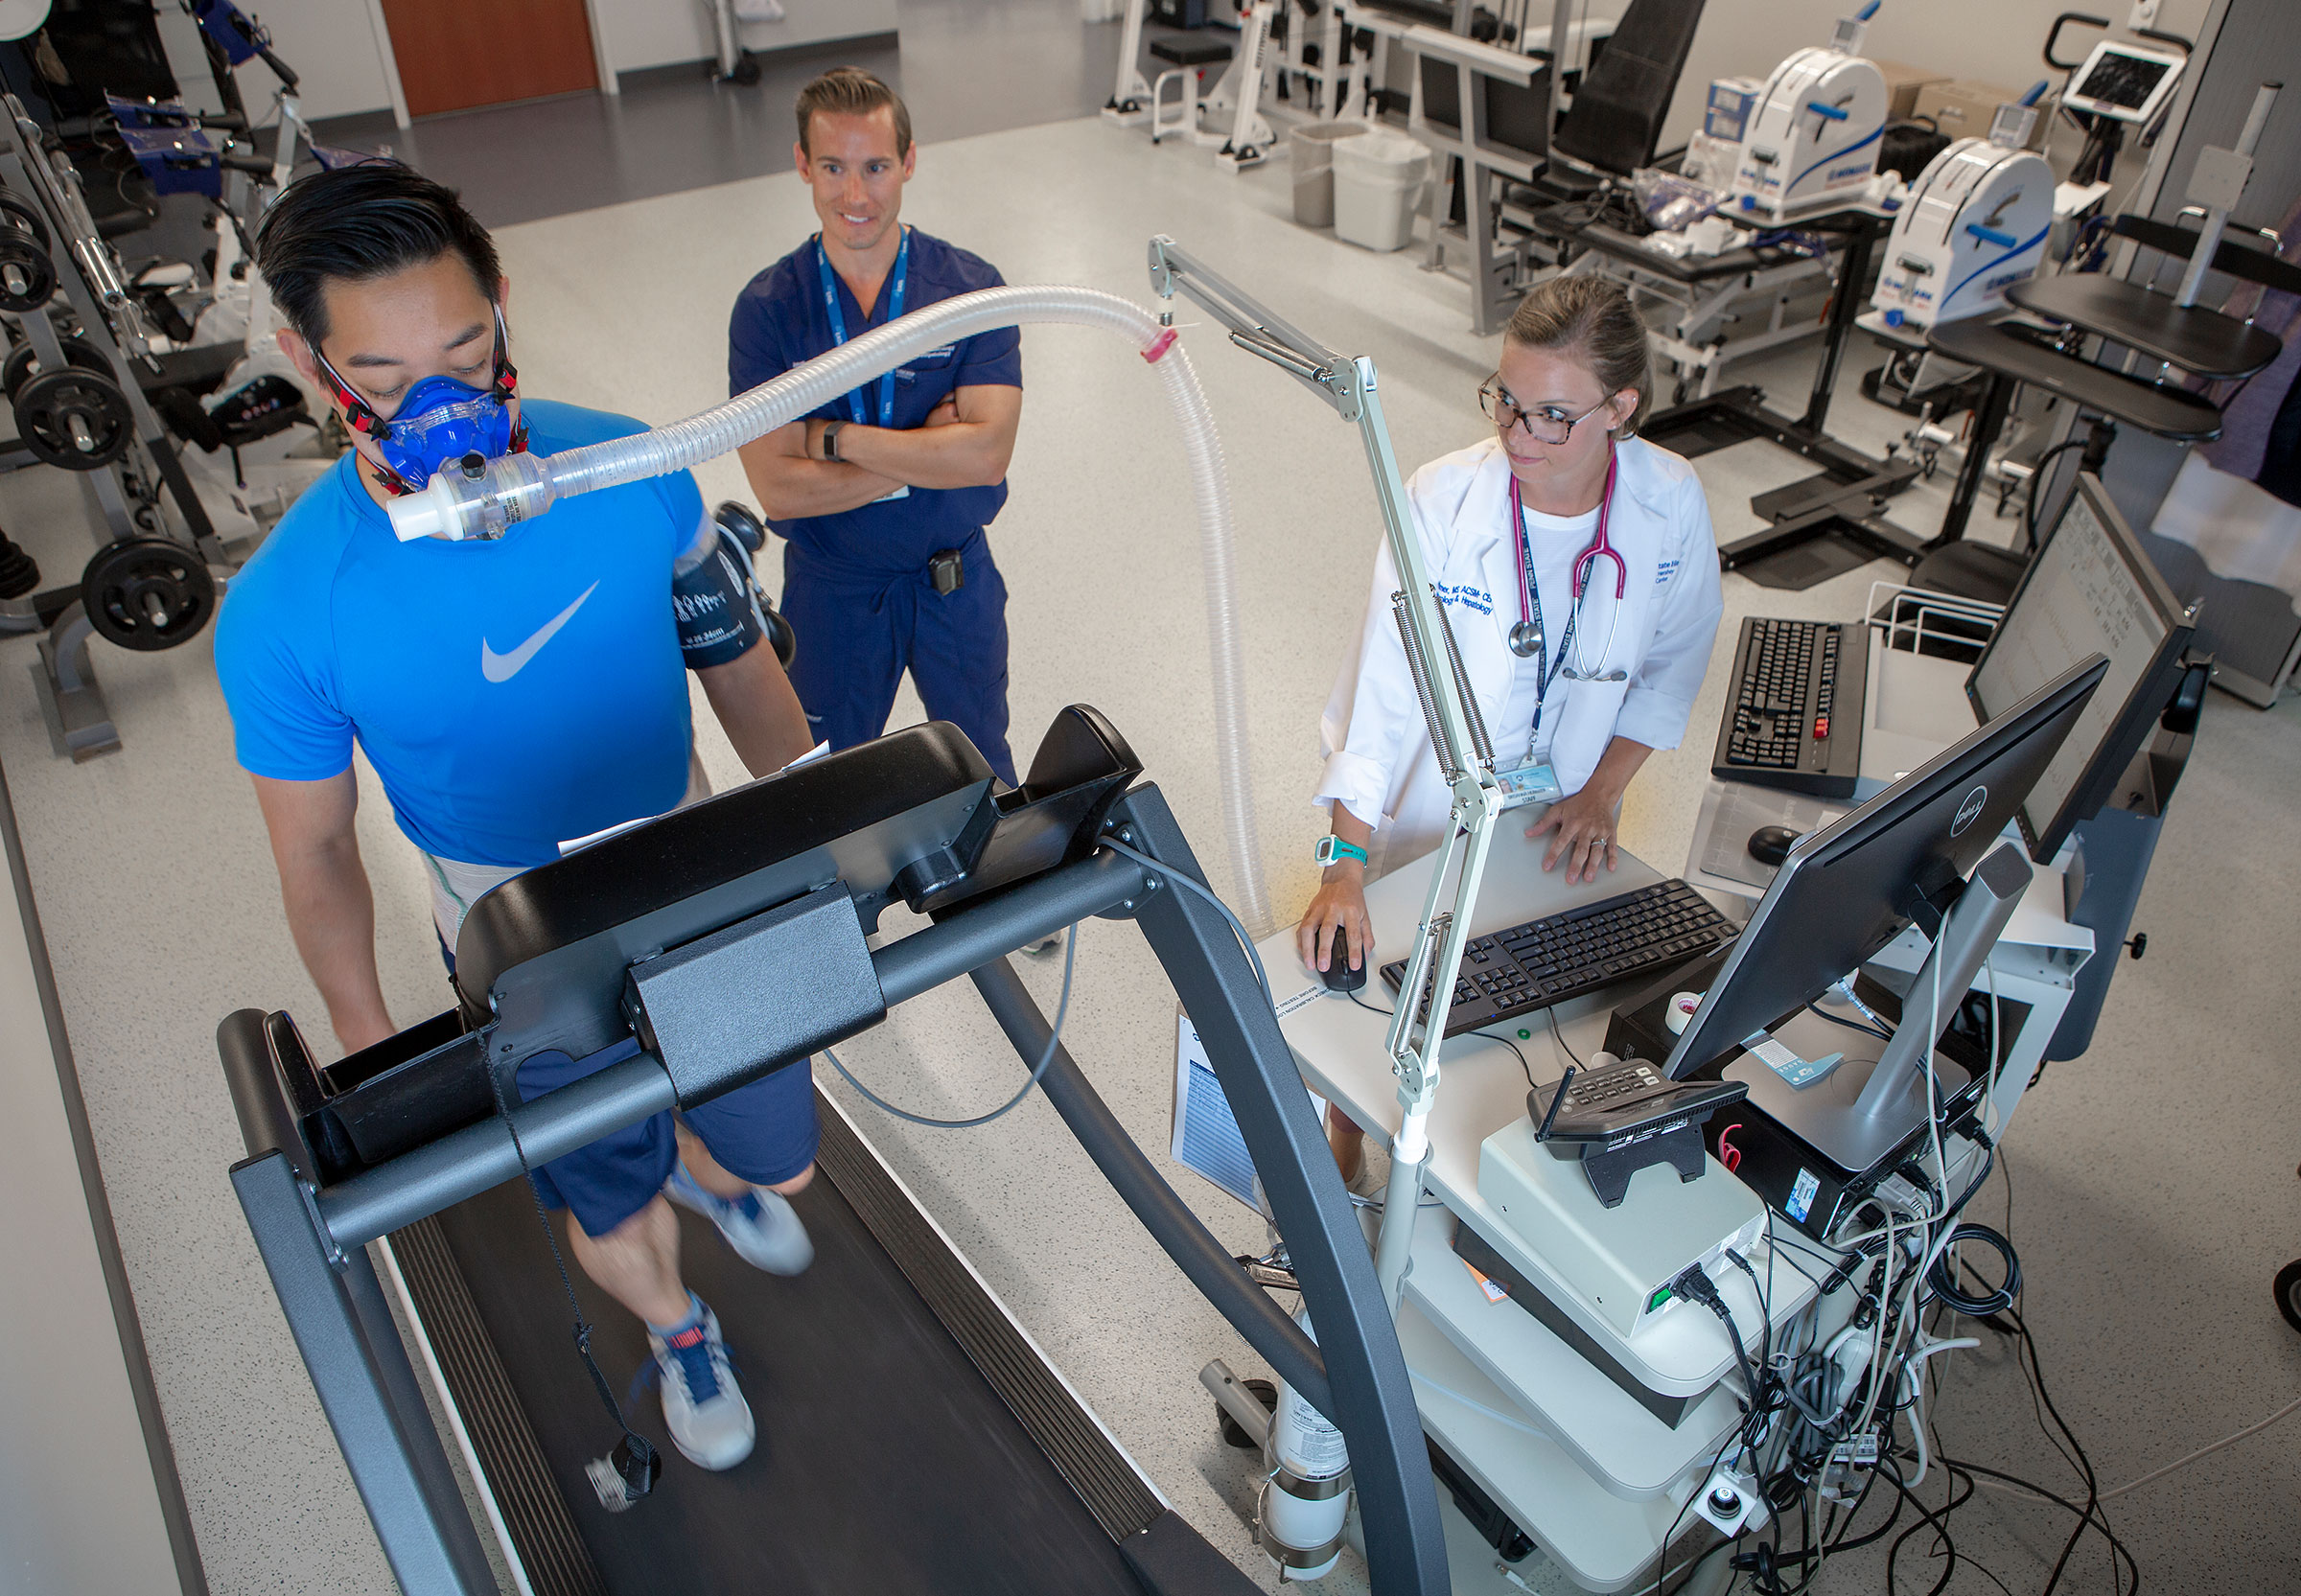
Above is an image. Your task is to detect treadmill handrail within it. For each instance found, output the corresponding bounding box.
[218,1006,306,1172]
[302,849,1152,1247]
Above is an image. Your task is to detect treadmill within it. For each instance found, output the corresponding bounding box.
[217,708,1450,1595]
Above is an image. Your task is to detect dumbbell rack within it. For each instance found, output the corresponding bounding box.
[0,92,228,761]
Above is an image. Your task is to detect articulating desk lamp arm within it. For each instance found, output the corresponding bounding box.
[1146,235,1507,1309]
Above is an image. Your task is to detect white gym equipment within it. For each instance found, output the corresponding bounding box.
[1871,128,2056,332]
[1731,8,1890,222]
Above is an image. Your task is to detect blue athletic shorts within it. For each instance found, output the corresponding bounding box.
[515,1038,821,1238]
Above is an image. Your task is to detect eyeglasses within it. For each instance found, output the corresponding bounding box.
[1479,378,1612,446]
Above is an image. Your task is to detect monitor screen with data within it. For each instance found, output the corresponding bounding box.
[1966,474,2191,862]
[2063,41,2184,124]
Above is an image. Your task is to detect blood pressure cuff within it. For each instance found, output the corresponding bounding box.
[673,520,768,669]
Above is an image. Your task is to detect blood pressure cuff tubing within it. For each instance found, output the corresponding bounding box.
[673,522,768,670]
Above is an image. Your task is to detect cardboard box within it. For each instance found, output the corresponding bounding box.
[1872,58,1953,122]
[1912,80,2045,147]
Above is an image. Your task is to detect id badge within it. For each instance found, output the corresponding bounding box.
[1497,758,1562,811]
[872,484,911,502]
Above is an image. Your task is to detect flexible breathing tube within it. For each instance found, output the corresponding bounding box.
[386,286,1273,933]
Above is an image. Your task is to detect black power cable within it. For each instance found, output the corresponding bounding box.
[1926,1223,2021,1316]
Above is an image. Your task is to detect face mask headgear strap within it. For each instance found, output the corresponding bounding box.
[311,301,525,496]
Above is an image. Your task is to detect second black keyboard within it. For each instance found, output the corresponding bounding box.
[1379,879,1737,1039]
[1710,616,1870,798]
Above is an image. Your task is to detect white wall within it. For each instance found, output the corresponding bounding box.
[1653,0,2218,150]
[595,0,899,80]
[250,0,400,122]
[258,0,900,124]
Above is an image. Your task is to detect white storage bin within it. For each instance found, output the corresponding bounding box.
[1331,130,1429,252]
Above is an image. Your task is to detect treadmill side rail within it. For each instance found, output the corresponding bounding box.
[1106,787,1451,1596]
[229,1151,497,1596]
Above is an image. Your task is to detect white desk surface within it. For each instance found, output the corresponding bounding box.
[1257,827,1817,1400]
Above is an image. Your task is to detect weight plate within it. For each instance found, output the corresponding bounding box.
[3,336,111,401]
[81,538,215,651]
[14,364,133,471]
[0,192,52,252]
[0,232,55,313]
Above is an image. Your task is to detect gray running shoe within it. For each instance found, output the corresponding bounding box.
[665,1164,815,1276]
[648,1301,754,1470]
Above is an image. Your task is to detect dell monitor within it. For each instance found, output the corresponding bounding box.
[1659,656,2103,1216]
[1965,473,2196,864]
[1663,651,2104,1164]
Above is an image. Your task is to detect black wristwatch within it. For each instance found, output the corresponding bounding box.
[821,420,845,462]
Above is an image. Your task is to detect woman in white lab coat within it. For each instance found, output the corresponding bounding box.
[1297,276,1724,1123]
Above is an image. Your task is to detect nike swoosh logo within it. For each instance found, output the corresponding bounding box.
[480,582,598,683]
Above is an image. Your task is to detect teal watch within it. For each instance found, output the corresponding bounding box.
[1314,836,1369,868]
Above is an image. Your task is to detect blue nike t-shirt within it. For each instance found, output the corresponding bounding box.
[214,400,704,868]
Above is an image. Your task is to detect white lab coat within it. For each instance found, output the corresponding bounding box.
[1316,434,1724,877]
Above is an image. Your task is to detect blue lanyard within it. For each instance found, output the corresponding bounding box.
[1509,475,1583,737]
[816,227,910,427]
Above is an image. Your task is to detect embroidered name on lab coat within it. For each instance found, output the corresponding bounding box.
[1435,583,1493,614]
[1656,559,1680,584]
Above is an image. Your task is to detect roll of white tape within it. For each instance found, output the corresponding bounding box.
[1665,992,1704,1035]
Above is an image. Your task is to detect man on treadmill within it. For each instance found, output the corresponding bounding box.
[215,163,811,1472]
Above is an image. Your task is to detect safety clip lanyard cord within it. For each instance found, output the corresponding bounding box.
[1509,474,1583,737]
[817,226,911,427]
[481,1054,657,1481]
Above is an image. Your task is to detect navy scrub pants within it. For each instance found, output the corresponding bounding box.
[780,538,1017,784]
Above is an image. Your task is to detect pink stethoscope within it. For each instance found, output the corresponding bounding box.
[1507,451,1628,687]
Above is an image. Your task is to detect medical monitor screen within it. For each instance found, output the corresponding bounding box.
[1966,474,2187,862]
[1663,656,2106,1079]
[2066,44,2180,122]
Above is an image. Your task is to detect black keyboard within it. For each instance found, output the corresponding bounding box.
[1710,616,1870,798]
[1379,879,1737,1039]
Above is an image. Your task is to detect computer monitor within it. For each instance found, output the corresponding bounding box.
[1965,473,2195,864]
[1663,653,2108,1083]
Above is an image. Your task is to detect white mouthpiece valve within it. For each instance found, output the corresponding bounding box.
[389,474,461,542]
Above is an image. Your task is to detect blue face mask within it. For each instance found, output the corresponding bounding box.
[313,302,525,495]
[370,375,518,491]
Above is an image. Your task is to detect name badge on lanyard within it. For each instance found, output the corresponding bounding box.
[818,228,913,502]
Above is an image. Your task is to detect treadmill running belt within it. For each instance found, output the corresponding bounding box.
[392,1088,1160,1596]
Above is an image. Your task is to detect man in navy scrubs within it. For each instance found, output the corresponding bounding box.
[730,66,1026,782]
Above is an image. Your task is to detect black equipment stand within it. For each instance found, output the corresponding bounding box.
[1639,207,1931,589]
[218,710,1451,1596]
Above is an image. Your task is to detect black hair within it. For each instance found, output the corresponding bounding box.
[254,161,502,347]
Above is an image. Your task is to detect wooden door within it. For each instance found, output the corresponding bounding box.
[380,0,599,118]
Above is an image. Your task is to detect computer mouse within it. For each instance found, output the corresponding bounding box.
[1747,824,1801,867]
[1321,925,1366,993]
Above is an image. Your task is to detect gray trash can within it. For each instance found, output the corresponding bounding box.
[1291,120,1364,228]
